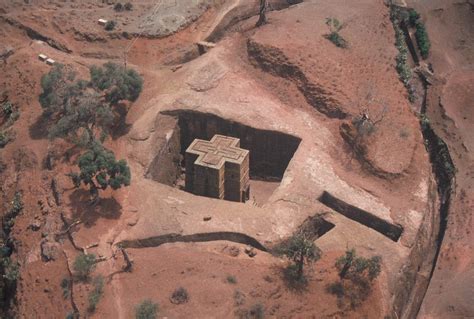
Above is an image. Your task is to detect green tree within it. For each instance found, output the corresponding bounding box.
[69,142,131,202]
[89,62,143,105]
[328,249,382,309]
[39,62,143,145]
[39,65,111,144]
[335,249,381,281]
[282,234,321,280]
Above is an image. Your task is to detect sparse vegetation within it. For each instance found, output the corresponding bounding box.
[324,18,348,48]
[73,253,96,280]
[105,20,116,31]
[236,303,265,319]
[0,100,19,148]
[390,7,415,102]
[1,101,19,126]
[234,289,246,306]
[124,2,133,11]
[135,299,159,319]
[170,287,189,304]
[0,130,14,148]
[87,276,104,313]
[0,192,23,311]
[327,249,382,309]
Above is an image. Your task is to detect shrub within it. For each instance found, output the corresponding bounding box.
[8,192,23,219]
[135,299,159,319]
[170,287,189,304]
[124,2,133,11]
[415,21,430,59]
[234,289,245,306]
[249,303,265,319]
[61,277,71,299]
[105,20,116,31]
[390,7,414,101]
[2,258,19,282]
[73,253,96,280]
[114,3,123,11]
[227,275,237,284]
[324,18,348,48]
[87,276,104,313]
[1,101,13,116]
[0,130,14,148]
[325,32,347,48]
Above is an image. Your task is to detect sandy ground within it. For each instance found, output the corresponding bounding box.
[0,0,471,318]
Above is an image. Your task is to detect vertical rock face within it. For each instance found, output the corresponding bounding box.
[411,0,474,318]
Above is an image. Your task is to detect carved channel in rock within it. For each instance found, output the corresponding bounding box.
[318,191,403,242]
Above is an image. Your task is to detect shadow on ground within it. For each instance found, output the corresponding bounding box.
[68,189,122,228]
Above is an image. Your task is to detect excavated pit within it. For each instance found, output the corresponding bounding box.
[318,191,403,242]
[147,110,301,204]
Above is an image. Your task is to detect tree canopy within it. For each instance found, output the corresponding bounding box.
[281,234,321,281]
[69,142,131,201]
[90,62,143,105]
[39,62,143,145]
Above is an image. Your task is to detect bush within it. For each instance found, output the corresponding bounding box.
[2,258,19,282]
[1,101,13,115]
[325,32,348,48]
[415,21,430,59]
[236,303,265,319]
[61,277,71,299]
[408,9,420,27]
[105,20,116,31]
[227,275,237,284]
[124,2,133,11]
[170,287,189,304]
[114,3,123,11]
[0,130,14,148]
[390,7,414,102]
[135,299,159,319]
[73,253,96,280]
[324,18,348,48]
[328,249,382,309]
[234,289,245,307]
[87,276,104,313]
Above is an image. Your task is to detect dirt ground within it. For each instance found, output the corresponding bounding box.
[0,0,472,318]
